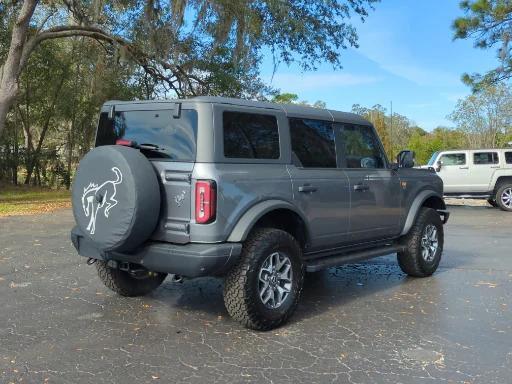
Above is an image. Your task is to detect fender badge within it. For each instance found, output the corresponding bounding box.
[401,181,407,189]
[174,190,186,207]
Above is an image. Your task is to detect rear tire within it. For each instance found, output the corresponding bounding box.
[96,261,167,297]
[495,184,512,212]
[398,208,443,277]
[223,228,305,331]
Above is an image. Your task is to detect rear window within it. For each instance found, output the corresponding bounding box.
[223,111,280,159]
[506,152,512,164]
[473,152,499,165]
[96,109,198,161]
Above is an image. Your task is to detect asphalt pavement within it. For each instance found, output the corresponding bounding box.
[0,206,511,383]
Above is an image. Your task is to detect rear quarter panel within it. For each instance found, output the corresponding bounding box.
[190,163,294,243]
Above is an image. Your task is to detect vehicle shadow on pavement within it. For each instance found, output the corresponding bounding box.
[150,252,462,328]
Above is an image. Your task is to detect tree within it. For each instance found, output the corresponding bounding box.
[448,84,512,148]
[407,127,466,165]
[271,92,326,108]
[0,0,379,136]
[453,0,512,90]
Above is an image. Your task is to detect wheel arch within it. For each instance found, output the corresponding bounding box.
[226,200,310,249]
[494,175,512,193]
[400,190,446,236]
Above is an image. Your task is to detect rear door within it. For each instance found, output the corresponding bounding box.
[335,123,401,242]
[96,103,198,244]
[436,151,469,193]
[470,151,500,193]
[287,117,351,249]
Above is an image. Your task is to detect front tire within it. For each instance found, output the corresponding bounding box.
[398,208,443,277]
[96,261,167,297]
[223,228,305,331]
[495,184,512,212]
[487,198,498,208]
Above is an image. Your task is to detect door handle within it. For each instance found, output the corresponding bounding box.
[459,166,469,169]
[353,183,370,192]
[490,165,500,168]
[298,185,318,193]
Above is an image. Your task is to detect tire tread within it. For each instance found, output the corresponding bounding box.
[223,228,304,331]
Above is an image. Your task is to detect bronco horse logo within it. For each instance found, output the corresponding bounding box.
[81,167,123,235]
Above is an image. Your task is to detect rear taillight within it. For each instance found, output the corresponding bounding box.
[195,180,216,224]
[116,139,136,147]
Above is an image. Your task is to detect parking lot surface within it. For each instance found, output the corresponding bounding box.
[1,206,511,383]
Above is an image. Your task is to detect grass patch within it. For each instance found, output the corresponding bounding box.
[0,183,71,217]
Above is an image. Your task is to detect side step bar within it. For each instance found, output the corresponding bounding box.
[305,244,406,273]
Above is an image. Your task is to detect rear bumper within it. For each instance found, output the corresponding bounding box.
[71,226,242,277]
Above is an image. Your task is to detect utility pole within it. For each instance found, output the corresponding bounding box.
[390,101,393,158]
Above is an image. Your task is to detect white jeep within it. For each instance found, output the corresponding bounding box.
[425,149,512,211]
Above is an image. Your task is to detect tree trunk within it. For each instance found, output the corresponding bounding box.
[0,0,39,137]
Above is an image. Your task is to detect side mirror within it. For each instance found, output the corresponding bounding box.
[396,150,415,168]
[434,160,442,172]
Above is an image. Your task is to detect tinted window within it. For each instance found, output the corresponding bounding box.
[473,152,499,165]
[289,118,336,168]
[506,152,512,164]
[96,109,198,161]
[440,153,466,166]
[337,124,385,168]
[223,112,280,159]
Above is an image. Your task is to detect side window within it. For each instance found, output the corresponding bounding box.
[440,153,466,166]
[506,152,512,164]
[289,118,336,168]
[473,152,499,165]
[223,111,280,159]
[337,124,385,169]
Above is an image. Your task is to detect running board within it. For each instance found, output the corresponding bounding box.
[305,244,406,273]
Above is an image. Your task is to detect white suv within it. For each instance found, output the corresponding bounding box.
[426,149,512,211]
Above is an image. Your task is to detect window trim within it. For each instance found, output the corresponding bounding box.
[472,151,499,165]
[289,117,339,169]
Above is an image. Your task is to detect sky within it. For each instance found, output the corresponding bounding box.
[260,0,500,131]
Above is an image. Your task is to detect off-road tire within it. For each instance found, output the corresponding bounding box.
[96,261,167,297]
[398,207,443,277]
[223,228,305,331]
[487,198,498,208]
[495,183,512,212]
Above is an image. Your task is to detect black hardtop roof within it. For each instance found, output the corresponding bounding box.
[102,96,371,125]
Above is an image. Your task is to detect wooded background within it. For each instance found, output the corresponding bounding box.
[1,0,512,189]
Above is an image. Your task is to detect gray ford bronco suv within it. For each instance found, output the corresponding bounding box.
[71,97,449,330]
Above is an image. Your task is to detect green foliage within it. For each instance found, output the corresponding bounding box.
[1,0,378,186]
[408,127,466,164]
[272,93,300,104]
[351,104,470,165]
[271,92,326,108]
[453,0,512,90]
[448,84,512,148]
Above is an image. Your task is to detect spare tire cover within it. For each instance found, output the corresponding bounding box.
[72,145,160,252]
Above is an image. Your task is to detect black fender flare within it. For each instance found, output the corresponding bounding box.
[400,190,446,236]
[226,200,310,243]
